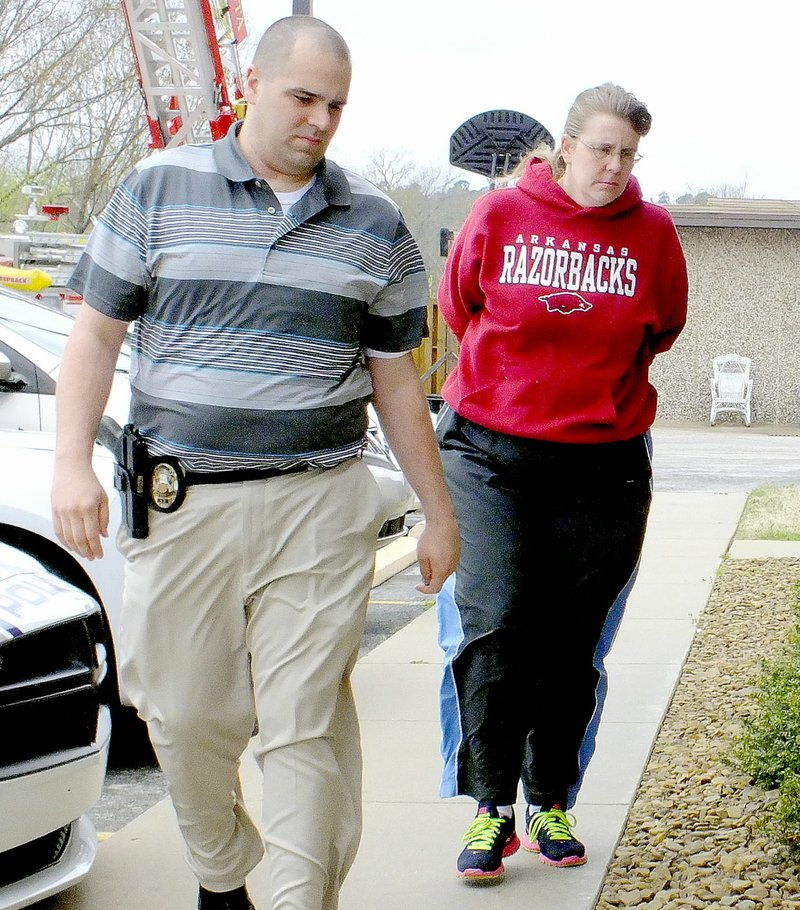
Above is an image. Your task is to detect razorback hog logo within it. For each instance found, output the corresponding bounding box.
[538,292,593,315]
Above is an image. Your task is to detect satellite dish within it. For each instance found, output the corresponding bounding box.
[450,110,554,182]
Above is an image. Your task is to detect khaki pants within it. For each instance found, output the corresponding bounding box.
[118,459,384,910]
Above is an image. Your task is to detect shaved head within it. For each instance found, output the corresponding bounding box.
[252,16,351,79]
[238,15,351,190]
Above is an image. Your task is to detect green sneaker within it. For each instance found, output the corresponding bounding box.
[456,802,520,882]
[521,806,587,867]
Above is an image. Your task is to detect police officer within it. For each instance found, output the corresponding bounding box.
[52,16,458,910]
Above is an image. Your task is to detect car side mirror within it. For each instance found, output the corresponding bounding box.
[0,352,28,392]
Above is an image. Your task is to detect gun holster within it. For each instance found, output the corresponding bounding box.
[97,418,150,538]
[97,418,189,539]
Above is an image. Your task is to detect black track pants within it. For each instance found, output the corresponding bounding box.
[436,409,652,808]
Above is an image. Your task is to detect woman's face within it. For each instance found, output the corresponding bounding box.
[559,112,641,208]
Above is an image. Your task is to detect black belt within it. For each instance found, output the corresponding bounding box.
[183,463,312,486]
[148,459,312,514]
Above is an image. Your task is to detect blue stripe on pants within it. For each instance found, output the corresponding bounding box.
[567,559,641,809]
[437,572,465,798]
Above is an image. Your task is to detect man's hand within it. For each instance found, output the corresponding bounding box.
[52,461,110,560]
[414,514,460,594]
[51,304,129,560]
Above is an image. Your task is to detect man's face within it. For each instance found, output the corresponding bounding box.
[241,36,351,188]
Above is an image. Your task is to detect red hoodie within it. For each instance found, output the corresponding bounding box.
[438,159,688,443]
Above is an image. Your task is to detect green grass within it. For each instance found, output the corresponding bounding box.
[735,485,800,541]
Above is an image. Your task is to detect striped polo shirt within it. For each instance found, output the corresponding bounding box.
[69,123,428,472]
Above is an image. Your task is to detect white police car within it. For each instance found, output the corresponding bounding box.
[0,540,110,910]
[0,428,125,700]
[0,290,130,433]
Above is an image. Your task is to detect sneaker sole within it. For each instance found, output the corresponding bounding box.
[539,853,588,868]
[520,834,586,866]
[457,866,506,882]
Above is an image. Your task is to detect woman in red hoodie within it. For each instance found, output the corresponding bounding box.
[436,83,688,883]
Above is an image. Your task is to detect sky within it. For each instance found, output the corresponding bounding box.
[237,1,800,202]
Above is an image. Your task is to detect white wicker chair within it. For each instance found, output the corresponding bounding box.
[709,354,753,426]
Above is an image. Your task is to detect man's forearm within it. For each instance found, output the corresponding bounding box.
[368,353,460,593]
[51,306,130,559]
[55,307,128,466]
[368,355,455,521]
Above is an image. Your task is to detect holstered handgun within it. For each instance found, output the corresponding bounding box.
[97,417,149,538]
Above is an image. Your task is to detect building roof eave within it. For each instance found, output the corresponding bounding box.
[664,199,800,229]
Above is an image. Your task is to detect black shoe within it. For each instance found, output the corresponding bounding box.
[456,801,520,882]
[198,885,254,910]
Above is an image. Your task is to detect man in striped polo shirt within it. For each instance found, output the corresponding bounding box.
[52,16,459,910]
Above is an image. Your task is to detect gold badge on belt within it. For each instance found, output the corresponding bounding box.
[149,459,186,512]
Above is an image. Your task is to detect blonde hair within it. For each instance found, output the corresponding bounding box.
[509,82,651,182]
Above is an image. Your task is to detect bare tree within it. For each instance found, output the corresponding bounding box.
[358,152,480,287]
[705,182,753,199]
[363,149,418,192]
[0,0,148,230]
[0,0,118,152]
[364,149,463,195]
[673,182,758,204]
[31,17,149,231]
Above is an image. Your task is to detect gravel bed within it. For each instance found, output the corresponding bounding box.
[596,558,800,910]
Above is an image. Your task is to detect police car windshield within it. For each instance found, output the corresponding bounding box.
[0,291,130,372]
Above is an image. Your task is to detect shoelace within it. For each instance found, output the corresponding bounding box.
[463,814,506,850]
[528,808,578,842]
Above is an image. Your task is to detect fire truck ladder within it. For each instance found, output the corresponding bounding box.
[121,0,248,150]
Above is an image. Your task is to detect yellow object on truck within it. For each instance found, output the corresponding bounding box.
[0,265,53,293]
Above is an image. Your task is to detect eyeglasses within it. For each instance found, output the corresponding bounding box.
[574,137,642,165]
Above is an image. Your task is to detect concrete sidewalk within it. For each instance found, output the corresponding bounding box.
[56,491,747,910]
